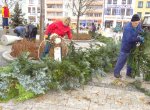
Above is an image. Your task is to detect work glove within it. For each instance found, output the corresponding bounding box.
[44,33,51,40]
[44,35,48,39]
[139,36,144,43]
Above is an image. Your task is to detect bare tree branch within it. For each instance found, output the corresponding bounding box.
[73,0,79,13]
[3,0,21,9]
[68,0,97,34]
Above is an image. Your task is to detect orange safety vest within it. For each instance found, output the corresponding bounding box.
[2,6,10,18]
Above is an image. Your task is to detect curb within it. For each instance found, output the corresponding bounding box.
[2,50,16,62]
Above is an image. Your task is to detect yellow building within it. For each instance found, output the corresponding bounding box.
[0,7,2,26]
[134,0,150,19]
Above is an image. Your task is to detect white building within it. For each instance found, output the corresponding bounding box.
[104,0,135,28]
[26,0,40,24]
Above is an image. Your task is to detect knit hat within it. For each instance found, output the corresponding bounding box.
[131,14,140,22]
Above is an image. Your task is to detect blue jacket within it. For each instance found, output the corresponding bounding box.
[15,26,26,37]
[121,22,143,53]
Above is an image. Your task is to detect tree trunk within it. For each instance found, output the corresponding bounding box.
[76,14,80,36]
[40,0,45,41]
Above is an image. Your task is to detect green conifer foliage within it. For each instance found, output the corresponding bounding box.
[127,32,150,80]
[11,2,25,27]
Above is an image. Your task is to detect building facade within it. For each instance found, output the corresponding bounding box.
[104,0,135,28]
[27,0,40,24]
[45,0,63,23]
[134,0,150,19]
[45,0,104,29]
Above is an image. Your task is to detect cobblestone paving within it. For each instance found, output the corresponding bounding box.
[0,85,150,110]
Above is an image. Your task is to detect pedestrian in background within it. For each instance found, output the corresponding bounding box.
[25,24,38,41]
[14,26,26,37]
[90,22,96,38]
[2,3,10,33]
[114,14,144,78]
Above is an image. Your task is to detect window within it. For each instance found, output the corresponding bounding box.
[32,7,35,13]
[37,7,40,13]
[94,13,102,17]
[122,0,126,4]
[143,17,150,25]
[28,7,31,13]
[29,0,34,4]
[116,9,120,15]
[38,0,40,4]
[57,12,62,16]
[127,0,132,4]
[145,12,150,15]
[90,5,103,9]
[113,0,117,4]
[87,13,94,17]
[112,8,116,15]
[121,8,125,15]
[146,1,150,8]
[106,8,111,15]
[47,4,63,8]
[107,0,112,4]
[137,12,142,18]
[126,9,132,16]
[138,1,143,8]
[48,12,63,16]
[65,12,68,16]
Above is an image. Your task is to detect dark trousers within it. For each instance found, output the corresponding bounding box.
[114,52,132,76]
[41,41,51,58]
[2,18,8,28]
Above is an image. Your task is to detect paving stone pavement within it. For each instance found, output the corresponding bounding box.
[0,85,150,110]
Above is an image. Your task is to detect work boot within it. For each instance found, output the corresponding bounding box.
[114,74,122,78]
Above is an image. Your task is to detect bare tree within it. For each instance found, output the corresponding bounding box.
[2,0,18,9]
[69,0,96,35]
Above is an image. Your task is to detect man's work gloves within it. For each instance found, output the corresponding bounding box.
[44,33,51,40]
[138,35,144,44]
[44,35,48,39]
[139,36,144,43]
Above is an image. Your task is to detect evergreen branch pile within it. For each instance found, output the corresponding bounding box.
[127,32,150,80]
[0,41,120,102]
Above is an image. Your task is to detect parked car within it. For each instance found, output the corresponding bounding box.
[142,14,150,31]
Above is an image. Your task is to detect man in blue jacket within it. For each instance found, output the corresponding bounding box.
[114,14,144,78]
[14,26,26,37]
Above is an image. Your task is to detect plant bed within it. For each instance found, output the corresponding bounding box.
[72,33,91,40]
[10,39,68,60]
